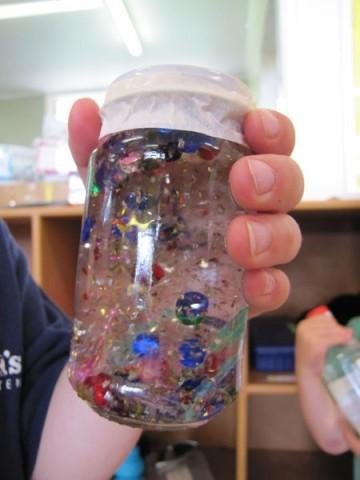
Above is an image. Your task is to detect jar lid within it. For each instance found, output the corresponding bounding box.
[100,64,254,145]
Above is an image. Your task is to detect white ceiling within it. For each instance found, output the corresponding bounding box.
[0,0,276,97]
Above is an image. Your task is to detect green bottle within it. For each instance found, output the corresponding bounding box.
[322,316,360,435]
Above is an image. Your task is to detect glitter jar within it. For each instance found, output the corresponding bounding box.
[68,65,254,429]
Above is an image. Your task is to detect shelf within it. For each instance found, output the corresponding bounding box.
[0,197,359,221]
[0,204,83,219]
[295,198,360,212]
[247,371,297,395]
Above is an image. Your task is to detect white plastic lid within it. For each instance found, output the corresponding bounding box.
[100,65,254,145]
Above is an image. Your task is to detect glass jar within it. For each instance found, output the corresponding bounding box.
[68,65,254,429]
[323,317,360,434]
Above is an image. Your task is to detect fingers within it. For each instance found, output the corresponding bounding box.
[230,109,303,212]
[229,154,304,212]
[242,268,290,318]
[296,315,353,373]
[68,98,101,173]
[297,315,353,345]
[244,109,295,155]
[226,213,302,269]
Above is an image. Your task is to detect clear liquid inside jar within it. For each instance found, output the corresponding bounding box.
[324,342,360,435]
[68,127,249,429]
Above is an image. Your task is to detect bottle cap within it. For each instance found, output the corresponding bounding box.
[100,65,254,146]
[306,305,330,318]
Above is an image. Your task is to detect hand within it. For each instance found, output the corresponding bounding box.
[68,100,303,319]
[340,417,360,456]
[296,313,353,375]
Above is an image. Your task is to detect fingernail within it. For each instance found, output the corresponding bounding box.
[248,158,275,194]
[263,271,276,295]
[247,221,272,256]
[306,305,331,318]
[260,110,280,139]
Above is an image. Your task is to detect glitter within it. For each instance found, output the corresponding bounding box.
[203,316,226,330]
[100,308,106,316]
[91,184,101,196]
[164,266,174,273]
[132,333,160,358]
[120,151,141,165]
[127,214,153,232]
[125,225,138,243]
[200,259,209,268]
[159,224,179,241]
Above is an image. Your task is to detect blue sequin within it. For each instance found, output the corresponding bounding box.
[176,292,209,325]
[183,136,200,154]
[125,192,137,210]
[159,223,179,241]
[179,338,206,368]
[125,192,151,211]
[181,378,202,391]
[81,216,95,243]
[125,225,138,244]
[138,194,150,211]
[95,162,107,189]
[157,128,172,134]
[111,224,122,238]
[132,333,160,358]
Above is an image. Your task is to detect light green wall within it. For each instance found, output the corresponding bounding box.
[0,96,45,147]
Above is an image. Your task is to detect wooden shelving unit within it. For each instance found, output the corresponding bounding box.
[0,204,83,316]
[237,198,360,480]
[1,198,360,480]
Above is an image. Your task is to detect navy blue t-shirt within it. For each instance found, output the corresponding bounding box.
[0,220,71,479]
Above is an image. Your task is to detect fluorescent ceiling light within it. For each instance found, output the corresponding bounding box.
[103,0,143,57]
[0,0,143,57]
[0,0,103,19]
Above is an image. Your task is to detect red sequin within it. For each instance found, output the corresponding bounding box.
[153,263,165,281]
[198,147,217,161]
[205,353,219,375]
[93,384,107,406]
[94,245,101,261]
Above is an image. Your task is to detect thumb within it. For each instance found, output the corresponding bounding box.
[68,98,101,172]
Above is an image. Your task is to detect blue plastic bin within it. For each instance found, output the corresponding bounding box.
[253,345,295,372]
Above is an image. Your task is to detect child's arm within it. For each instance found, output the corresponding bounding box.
[32,367,141,480]
[296,313,353,454]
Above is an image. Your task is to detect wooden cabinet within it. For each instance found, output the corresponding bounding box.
[2,199,360,479]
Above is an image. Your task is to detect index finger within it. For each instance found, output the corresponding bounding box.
[244,109,295,156]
